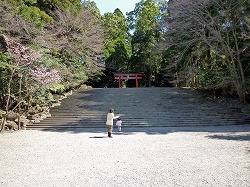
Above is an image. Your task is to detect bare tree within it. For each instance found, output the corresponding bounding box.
[44,7,104,56]
[164,0,249,102]
[0,1,43,44]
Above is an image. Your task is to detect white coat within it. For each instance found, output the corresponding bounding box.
[106,113,119,126]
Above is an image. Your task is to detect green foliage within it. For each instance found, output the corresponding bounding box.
[0,0,105,132]
[127,0,165,86]
[161,0,250,101]
[5,0,54,28]
[18,5,54,28]
[29,88,50,106]
[49,83,67,94]
[73,68,88,83]
[0,52,11,108]
[0,52,10,69]
[103,8,131,72]
[242,104,250,115]
[82,0,101,17]
[104,39,130,71]
[37,0,82,14]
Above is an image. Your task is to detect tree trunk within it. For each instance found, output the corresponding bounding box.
[148,67,152,87]
[0,69,15,132]
[18,75,22,130]
[233,29,246,103]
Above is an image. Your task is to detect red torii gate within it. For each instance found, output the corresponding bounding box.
[113,73,143,88]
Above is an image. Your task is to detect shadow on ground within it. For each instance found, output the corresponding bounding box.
[31,87,250,140]
[206,133,250,141]
[40,125,250,142]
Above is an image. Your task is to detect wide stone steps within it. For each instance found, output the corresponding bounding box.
[27,87,249,130]
[30,120,248,128]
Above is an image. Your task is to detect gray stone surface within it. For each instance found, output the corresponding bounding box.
[0,126,249,187]
[28,87,249,130]
[1,87,250,186]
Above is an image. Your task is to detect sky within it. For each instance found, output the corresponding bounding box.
[93,0,141,15]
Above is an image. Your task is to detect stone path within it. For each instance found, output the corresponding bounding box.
[28,87,250,130]
[2,87,250,187]
[1,126,250,187]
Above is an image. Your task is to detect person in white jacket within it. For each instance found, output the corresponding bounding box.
[106,108,119,138]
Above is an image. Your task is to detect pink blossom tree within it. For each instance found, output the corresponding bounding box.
[31,67,62,85]
[0,34,62,131]
[3,35,40,67]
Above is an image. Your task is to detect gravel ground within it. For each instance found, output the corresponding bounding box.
[0,125,250,187]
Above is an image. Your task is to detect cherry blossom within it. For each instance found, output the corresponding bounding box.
[2,34,62,85]
[31,67,62,85]
[3,35,40,66]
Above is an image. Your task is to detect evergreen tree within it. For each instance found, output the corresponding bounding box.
[127,0,166,86]
[103,8,131,72]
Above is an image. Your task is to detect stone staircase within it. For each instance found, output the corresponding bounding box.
[27,87,250,130]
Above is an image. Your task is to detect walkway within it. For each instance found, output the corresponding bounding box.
[0,126,250,187]
[1,87,250,187]
[28,87,249,130]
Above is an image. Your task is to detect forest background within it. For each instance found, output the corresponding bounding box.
[0,0,249,130]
